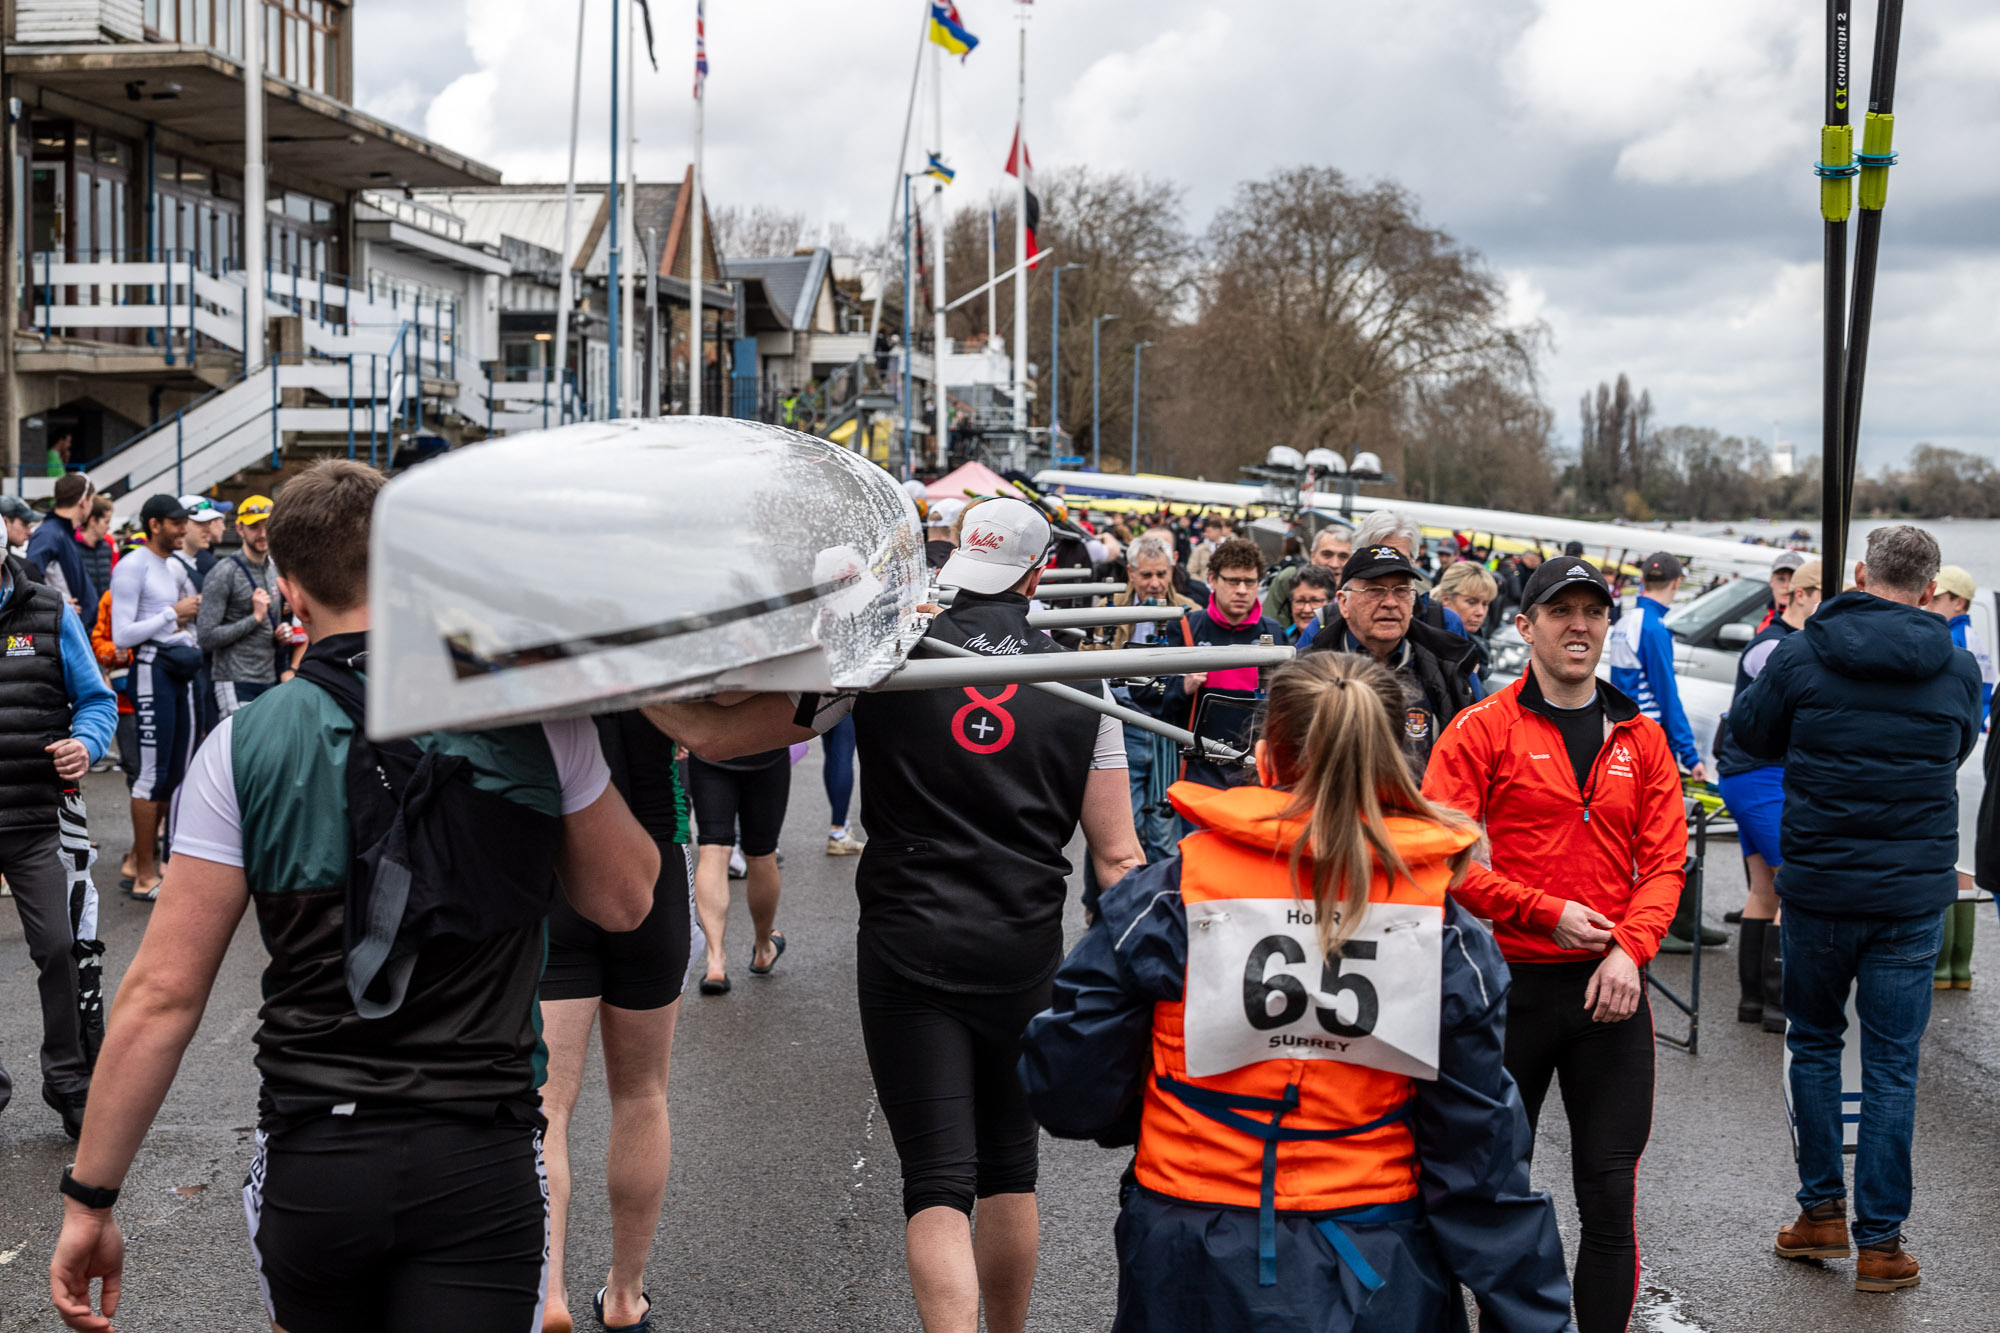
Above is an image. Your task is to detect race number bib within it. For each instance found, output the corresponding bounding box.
[1183,898,1442,1082]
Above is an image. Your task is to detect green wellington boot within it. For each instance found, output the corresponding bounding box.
[1661,877,1727,952]
[1948,900,1975,988]
[1935,905,1957,990]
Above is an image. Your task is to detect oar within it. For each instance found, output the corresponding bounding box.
[1816,0,1856,583]
[1835,0,1906,572]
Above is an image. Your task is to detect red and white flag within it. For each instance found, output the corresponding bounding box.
[1004,126,1041,268]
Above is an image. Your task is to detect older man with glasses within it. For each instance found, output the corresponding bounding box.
[1301,543,1479,768]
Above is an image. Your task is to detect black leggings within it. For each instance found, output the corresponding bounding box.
[1503,961,1654,1333]
[855,934,1049,1217]
[686,753,792,856]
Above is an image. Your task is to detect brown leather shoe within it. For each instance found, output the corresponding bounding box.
[1775,1206,1850,1259]
[1856,1241,1921,1292]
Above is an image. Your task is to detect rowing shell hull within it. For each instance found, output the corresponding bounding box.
[368,418,926,739]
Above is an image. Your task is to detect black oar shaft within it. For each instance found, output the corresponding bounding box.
[1819,0,1854,584]
[1834,0,1906,571]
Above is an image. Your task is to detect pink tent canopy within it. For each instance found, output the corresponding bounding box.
[925,461,1020,501]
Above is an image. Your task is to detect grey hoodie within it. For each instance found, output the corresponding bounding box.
[195,552,283,684]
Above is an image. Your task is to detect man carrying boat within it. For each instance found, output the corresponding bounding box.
[645,496,1144,1333]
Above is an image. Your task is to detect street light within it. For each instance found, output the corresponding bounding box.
[1091,313,1120,471]
[1050,263,1085,451]
[1130,340,1155,475]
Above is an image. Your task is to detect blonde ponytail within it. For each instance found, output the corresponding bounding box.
[1257,654,1480,957]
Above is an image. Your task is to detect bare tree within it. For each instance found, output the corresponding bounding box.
[1161,167,1539,480]
[711,204,810,259]
[1405,370,1558,512]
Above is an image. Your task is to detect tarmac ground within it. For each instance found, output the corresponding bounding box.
[3,757,1999,1331]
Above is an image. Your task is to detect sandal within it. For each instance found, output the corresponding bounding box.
[749,931,786,977]
[592,1286,651,1332]
[127,878,161,902]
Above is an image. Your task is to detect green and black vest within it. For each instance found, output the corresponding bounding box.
[231,631,566,1119]
[0,556,71,832]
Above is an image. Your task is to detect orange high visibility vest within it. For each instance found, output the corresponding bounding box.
[1135,782,1470,1281]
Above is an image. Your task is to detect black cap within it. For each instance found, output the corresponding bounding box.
[138,494,189,525]
[1562,540,1585,557]
[1340,544,1428,589]
[1520,555,1613,609]
[1640,551,1684,583]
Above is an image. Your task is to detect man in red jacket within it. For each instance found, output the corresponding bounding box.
[1423,554,1687,1333]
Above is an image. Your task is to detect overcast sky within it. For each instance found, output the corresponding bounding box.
[353,0,2000,471]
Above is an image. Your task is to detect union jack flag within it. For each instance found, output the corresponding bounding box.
[693,0,708,98]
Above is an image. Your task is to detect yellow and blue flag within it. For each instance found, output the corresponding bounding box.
[925,154,956,185]
[929,2,978,59]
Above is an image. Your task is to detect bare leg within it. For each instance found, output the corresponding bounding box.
[539,997,601,1333]
[594,998,682,1326]
[744,853,781,970]
[972,1192,1039,1333]
[128,798,164,885]
[694,845,732,984]
[906,1206,980,1333]
[1744,853,1780,920]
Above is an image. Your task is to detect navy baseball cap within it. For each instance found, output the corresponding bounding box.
[138,494,190,524]
[1520,555,1613,608]
[1340,544,1428,589]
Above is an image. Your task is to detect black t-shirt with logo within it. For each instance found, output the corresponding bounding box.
[845,591,1101,993]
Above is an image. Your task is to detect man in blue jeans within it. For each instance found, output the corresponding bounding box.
[1730,524,1982,1294]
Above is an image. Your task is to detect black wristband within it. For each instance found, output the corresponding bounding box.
[59,1165,119,1210]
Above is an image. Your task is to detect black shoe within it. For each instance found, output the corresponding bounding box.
[1724,909,1744,924]
[42,1084,86,1140]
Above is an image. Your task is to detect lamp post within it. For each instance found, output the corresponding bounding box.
[1049,262,1084,452]
[1130,340,1154,475]
[1091,313,1119,471]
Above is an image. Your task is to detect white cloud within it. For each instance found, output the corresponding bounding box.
[351,0,2000,468]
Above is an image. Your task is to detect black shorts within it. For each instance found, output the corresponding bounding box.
[244,1108,548,1333]
[686,752,792,856]
[541,837,692,1009]
[855,934,1050,1217]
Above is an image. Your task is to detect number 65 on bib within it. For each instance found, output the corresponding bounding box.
[1182,899,1443,1082]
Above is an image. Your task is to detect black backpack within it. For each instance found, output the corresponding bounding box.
[296,640,562,1020]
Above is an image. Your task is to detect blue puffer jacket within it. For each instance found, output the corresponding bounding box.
[1018,859,1575,1332]
[1729,591,1982,917]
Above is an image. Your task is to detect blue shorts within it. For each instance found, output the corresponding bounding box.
[1718,766,1785,867]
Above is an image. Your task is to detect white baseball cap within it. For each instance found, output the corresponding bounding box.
[930,497,965,529]
[938,497,1050,595]
[180,495,224,522]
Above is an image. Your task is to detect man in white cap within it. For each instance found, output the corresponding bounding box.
[642,495,1144,1333]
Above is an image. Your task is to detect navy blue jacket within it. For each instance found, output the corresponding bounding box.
[1018,860,1574,1332]
[1730,591,1982,917]
[24,513,94,613]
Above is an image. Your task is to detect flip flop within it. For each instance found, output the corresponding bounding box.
[127,879,161,902]
[697,975,731,996]
[592,1286,651,1332]
[749,931,786,977]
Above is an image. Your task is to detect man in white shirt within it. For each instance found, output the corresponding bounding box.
[107,494,200,898]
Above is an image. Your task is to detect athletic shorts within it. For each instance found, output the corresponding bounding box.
[1718,765,1785,867]
[686,753,791,856]
[244,1108,548,1333]
[130,651,197,802]
[855,934,1049,1217]
[542,838,692,1009]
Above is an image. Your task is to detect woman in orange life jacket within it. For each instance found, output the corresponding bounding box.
[1018,652,1577,1332]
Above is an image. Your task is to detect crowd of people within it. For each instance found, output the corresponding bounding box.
[1,461,1994,1332]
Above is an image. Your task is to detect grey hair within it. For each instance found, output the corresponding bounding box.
[1310,524,1353,553]
[1127,533,1175,567]
[1353,509,1421,554]
[1862,524,1941,596]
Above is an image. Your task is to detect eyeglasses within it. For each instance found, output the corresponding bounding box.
[1212,574,1260,589]
[1343,584,1416,604]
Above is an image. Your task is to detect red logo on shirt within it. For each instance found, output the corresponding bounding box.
[952,685,1017,753]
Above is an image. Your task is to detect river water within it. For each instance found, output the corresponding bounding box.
[1677,517,2000,592]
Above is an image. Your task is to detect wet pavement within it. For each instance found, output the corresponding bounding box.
[3,758,1997,1331]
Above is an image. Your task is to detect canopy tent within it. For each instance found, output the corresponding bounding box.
[926,461,1021,501]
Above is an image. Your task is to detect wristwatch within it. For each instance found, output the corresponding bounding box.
[59,1165,119,1210]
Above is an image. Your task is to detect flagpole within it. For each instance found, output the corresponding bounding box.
[986,208,996,340]
[607,0,622,420]
[871,0,933,344]
[622,0,637,418]
[689,1,706,418]
[555,0,585,422]
[931,37,948,471]
[1011,6,1028,462]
